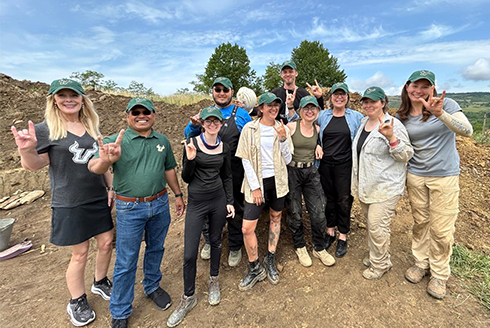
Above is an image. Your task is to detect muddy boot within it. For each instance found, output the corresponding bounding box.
[238,259,266,291]
[208,276,220,306]
[427,277,447,299]
[166,294,197,327]
[264,251,279,285]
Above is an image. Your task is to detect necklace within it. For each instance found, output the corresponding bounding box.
[200,133,221,150]
[67,121,80,129]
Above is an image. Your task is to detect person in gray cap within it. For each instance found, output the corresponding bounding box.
[272,60,325,123]
[89,97,185,328]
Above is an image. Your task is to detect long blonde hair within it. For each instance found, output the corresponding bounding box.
[45,94,100,140]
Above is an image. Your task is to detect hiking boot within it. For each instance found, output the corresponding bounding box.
[166,294,197,328]
[228,248,242,267]
[362,257,371,267]
[147,287,172,310]
[238,260,266,291]
[263,252,279,285]
[312,249,335,266]
[335,239,347,258]
[200,243,211,260]
[91,276,112,300]
[362,265,392,280]
[111,318,128,328]
[427,277,447,299]
[208,276,220,306]
[295,247,312,267]
[66,293,95,327]
[324,233,336,250]
[405,265,429,284]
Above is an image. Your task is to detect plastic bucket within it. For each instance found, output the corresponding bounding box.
[0,218,15,252]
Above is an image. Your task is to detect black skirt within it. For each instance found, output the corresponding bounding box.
[50,198,113,246]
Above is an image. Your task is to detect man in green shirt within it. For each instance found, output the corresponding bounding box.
[89,98,185,328]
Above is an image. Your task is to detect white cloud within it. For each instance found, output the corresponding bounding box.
[124,1,173,23]
[349,71,394,92]
[419,23,467,41]
[462,58,490,81]
[70,4,80,12]
[91,26,116,44]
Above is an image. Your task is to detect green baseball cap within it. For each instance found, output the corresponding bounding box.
[200,106,223,121]
[330,82,349,94]
[48,78,86,95]
[361,86,386,101]
[258,92,282,106]
[212,77,233,89]
[299,95,319,108]
[126,97,156,113]
[408,70,435,85]
[281,60,297,71]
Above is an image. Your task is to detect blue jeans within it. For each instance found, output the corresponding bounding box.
[109,193,171,319]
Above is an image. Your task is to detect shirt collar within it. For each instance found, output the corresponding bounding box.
[125,126,157,139]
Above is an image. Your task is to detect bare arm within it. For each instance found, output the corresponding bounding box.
[11,121,50,171]
[165,168,185,217]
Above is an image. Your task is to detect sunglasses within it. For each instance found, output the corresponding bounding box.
[213,87,230,93]
[203,118,221,126]
[130,109,153,116]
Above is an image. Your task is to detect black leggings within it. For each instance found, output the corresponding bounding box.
[183,189,227,296]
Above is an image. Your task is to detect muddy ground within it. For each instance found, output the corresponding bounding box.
[0,74,489,327]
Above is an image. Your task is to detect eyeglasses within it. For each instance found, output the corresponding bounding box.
[213,87,230,93]
[203,118,221,126]
[332,92,347,97]
[130,109,153,116]
[302,106,318,112]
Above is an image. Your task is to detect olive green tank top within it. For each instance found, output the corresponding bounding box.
[291,120,317,163]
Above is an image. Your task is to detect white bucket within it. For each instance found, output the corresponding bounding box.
[0,218,16,251]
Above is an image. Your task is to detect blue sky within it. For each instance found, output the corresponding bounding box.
[1,0,490,96]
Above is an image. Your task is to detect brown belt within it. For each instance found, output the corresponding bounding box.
[288,161,314,168]
[116,189,167,202]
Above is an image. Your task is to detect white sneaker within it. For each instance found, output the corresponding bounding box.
[295,247,312,267]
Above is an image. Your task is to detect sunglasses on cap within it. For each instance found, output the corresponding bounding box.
[130,109,153,116]
[213,87,230,93]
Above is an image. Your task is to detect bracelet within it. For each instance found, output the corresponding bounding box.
[106,186,115,191]
[389,139,400,147]
[175,193,183,198]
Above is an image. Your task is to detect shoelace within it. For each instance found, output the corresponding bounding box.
[75,296,90,313]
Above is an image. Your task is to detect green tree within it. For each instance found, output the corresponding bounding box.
[263,62,282,91]
[191,42,262,94]
[70,70,105,90]
[291,40,347,88]
[102,79,118,92]
[126,81,155,97]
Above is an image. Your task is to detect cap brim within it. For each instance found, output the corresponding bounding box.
[50,86,85,95]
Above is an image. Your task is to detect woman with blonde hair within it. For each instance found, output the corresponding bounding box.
[11,78,114,326]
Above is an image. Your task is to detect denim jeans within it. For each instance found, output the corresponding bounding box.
[109,193,171,319]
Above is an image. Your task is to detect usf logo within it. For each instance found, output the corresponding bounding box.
[156,144,165,152]
[69,141,98,164]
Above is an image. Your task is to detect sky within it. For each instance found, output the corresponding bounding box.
[1,0,490,96]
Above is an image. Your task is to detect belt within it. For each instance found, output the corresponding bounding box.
[116,189,167,202]
[288,161,314,168]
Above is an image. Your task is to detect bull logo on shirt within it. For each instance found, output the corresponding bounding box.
[156,144,165,152]
[69,141,98,164]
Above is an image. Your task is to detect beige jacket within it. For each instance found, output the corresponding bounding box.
[235,119,294,203]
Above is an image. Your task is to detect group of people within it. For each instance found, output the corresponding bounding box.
[11,61,473,327]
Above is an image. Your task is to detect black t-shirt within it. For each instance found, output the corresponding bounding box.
[356,128,371,160]
[271,86,325,124]
[321,116,352,164]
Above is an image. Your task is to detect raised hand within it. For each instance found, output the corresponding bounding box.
[235,99,245,108]
[306,79,323,98]
[185,139,197,160]
[420,87,445,117]
[190,109,203,126]
[11,120,37,151]
[378,117,394,140]
[274,121,287,142]
[286,87,297,109]
[98,129,124,164]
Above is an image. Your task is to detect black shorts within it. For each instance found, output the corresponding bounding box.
[50,198,113,246]
[244,177,285,220]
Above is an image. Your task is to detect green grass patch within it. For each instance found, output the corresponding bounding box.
[451,244,490,310]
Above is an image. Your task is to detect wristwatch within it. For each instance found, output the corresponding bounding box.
[175,193,183,198]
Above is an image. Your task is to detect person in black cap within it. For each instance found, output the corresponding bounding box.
[272,60,325,123]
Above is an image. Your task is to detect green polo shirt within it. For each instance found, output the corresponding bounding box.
[96,127,177,197]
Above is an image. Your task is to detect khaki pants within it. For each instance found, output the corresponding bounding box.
[361,196,400,271]
[406,173,459,280]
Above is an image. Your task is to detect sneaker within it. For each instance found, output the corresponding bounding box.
[362,265,392,280]
[427,277,447,299]
[335,239,347,258]
[362,257,371,267]
[312,249,335,267]
[91,276,112,300]
[324,233,336,250]
[228,249,242,267]
[66,293,95,327]
[208,276,220,306]
[200,243,211,260]
[147,287,172,310]
[295,247,312,267]
[167,294,197,327]
[238,260,266,291]
[111,318,128,328]
[263,253,279,285]
[405,265,429,284]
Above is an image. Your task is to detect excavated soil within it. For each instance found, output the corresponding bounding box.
[0,74,489,327]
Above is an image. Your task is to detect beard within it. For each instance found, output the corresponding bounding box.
[213,95,232,108]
